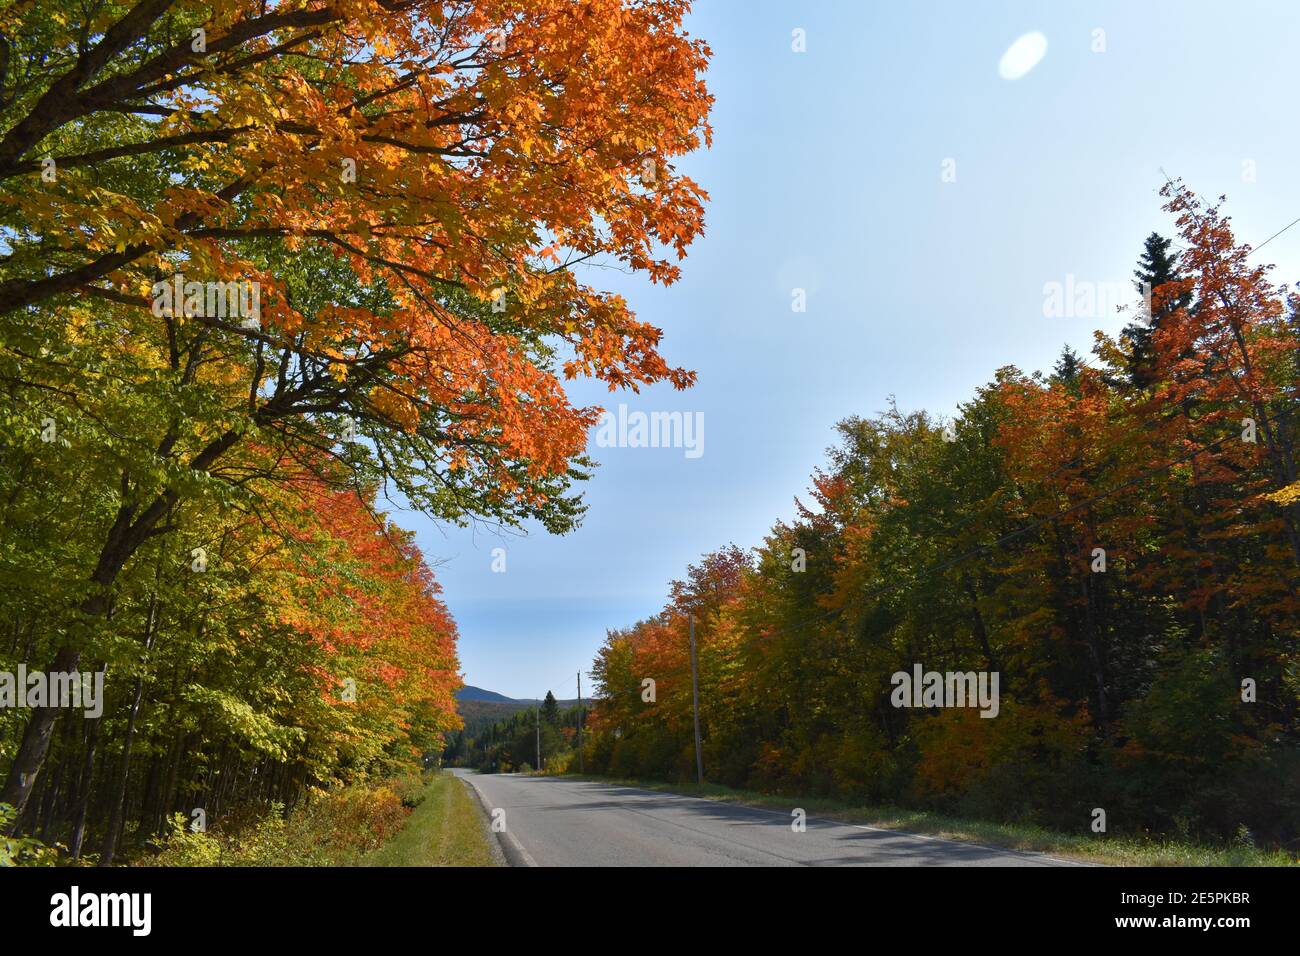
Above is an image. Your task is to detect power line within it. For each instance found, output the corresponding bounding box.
[1251,214,1300,255]
[1158,167,1299,258]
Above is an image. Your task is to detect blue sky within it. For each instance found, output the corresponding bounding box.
[405,0,1300,699]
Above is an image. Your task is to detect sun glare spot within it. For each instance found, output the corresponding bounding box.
[998,31,1048,80]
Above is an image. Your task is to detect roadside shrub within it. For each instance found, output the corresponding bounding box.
[911,697,1092,822]
[148,780,410,867]
[0,803,60,866]
[1109,649,1297,842]
[830,730,905,804]
[542,750,575,775]
[390,773,428,808]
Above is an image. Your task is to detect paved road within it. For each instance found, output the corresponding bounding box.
[450,769,1082,867]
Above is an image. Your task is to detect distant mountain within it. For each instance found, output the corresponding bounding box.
[456,685,516,703]
[456,685,583,707]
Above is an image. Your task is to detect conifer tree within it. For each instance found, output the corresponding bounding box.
[1122,232,1192,388]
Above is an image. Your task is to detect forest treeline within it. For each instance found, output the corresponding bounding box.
[587,185,1300,846]
[0,0,713,863]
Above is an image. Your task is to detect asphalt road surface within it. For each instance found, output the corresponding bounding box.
[450,769,1083,867]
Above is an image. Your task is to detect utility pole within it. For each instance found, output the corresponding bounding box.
[535,703,541,772]
[689,614,703,784]
[576,672,584,773]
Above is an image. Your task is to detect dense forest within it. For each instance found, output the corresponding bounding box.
[0,440,463,862]
[0,0,713,863]
[586,185,1300,848]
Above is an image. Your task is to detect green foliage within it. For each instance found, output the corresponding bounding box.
[0,803,59,866]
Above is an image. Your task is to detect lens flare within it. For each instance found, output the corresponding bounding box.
[998,31,1048,80]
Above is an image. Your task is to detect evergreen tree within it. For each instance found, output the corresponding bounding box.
[1122,232,1191,388]
[542,691,560,727]
[1051,345,1083,392]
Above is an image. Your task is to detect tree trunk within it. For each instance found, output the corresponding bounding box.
[0,474,185,820]
[0,641,82,823]
[68,714,101,859]
[99,584,160,865]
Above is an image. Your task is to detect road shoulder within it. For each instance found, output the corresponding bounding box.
[453,769,534,867]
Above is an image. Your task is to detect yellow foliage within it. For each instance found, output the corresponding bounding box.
[1265,480,1300,506]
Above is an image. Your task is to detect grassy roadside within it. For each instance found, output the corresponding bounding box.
[360,771,502,867]
[559,774,1297,867]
